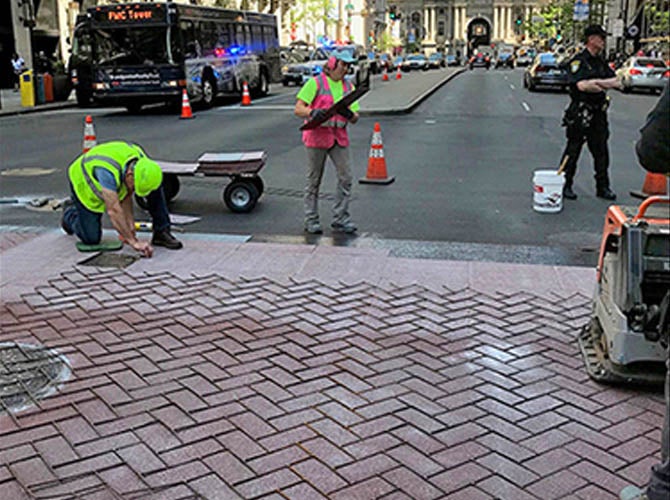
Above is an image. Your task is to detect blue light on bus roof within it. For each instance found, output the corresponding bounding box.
[228,45,246,56]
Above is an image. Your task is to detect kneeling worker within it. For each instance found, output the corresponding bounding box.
[62,141,182,257]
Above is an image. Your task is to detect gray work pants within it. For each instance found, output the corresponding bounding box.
[304,144,353,226]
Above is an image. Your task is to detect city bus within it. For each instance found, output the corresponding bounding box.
[69,1,281,111]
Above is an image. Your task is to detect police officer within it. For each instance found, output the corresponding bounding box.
[560,25,621,201]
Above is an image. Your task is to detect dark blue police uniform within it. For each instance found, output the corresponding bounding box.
[560,47,617,200]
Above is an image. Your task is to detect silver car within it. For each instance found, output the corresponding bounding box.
[616,57,669,94]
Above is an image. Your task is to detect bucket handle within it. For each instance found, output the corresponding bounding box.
[556,155,569,175]
[633,195,670,222]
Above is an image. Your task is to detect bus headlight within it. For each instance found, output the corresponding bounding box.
[93,82,109,90]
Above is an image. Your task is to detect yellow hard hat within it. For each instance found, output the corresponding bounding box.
[133,157,163,197]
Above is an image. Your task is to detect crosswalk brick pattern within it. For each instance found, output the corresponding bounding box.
[0,266,664,499]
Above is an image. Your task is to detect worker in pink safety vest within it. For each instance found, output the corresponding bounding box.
[294,48,360,235]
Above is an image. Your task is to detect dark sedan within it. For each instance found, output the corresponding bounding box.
[469,52,491,70]
[523,53,568,91]
[428,53,446,69]
[402,54,430,72]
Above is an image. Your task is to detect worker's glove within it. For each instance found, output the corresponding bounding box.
[309,109,327,121]
[338,107,355,121]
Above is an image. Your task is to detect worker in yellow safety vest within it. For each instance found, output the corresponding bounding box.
[62,141,182,257]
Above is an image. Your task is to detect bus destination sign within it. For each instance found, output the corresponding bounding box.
[93,5,167,25]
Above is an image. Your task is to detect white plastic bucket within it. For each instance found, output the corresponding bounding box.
[533,170,566,213]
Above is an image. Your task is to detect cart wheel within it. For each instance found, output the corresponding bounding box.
[250,176,264,196]
[223,180,259,213]
[163,174,180,202]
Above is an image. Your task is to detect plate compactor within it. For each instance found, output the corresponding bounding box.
[579,195,670,385]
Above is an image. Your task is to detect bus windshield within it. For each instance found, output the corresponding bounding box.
[93,26,179,66]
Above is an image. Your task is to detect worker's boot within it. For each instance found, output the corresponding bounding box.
[563,184,577,200]
[597,186,617,200]
[60,199,74,235]
[152,229,183,250]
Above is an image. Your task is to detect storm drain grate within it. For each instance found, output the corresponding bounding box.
[0,342,71,414]
[80,253,139,269]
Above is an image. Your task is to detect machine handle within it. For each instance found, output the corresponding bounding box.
[632,195,670,222]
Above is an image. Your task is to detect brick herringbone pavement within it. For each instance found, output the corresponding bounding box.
[0,267,664,499]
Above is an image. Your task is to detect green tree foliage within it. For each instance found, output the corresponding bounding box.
[645,2,670,37]
[524,0,574,43]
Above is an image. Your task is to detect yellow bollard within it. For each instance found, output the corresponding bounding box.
[20,70,35,107]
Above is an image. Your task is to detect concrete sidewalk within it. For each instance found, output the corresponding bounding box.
[0,228,664,499]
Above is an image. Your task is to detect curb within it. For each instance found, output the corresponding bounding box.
[0,100,77,117]
[360,68,467,116]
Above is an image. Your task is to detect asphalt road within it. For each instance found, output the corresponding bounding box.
[0,69,661,265]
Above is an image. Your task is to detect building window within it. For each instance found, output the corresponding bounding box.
[438,21,445,36]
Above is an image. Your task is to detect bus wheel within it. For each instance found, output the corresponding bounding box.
[202,77,216,108]
[254,71,269,97]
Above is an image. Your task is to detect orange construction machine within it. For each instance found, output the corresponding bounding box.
[578,195,670,385]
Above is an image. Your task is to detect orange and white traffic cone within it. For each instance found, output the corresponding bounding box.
[241,81,252,106]
[179,89,194,119]
[395,66,402,80]
[359,122,395,185]
[630,172,668,199]
[82,115,96,153]
[382,67,389,82]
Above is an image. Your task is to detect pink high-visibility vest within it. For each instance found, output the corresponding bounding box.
[302,73,352,149]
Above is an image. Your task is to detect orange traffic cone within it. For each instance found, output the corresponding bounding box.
[241,81,252,106]
[82,115,96,153]
[382,67,389,81]
[179,89,194,119]
[359,122,395,185]
[395,66,402,80]
[630,172,668,199]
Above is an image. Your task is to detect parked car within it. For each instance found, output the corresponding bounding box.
[523,52,568,91]
[515,47,536,67]
[445,54,460,66]
[402,54,430,72]
[428,53,446,69]
[282,44,371,87]
[495,51,514,69]
[281,51,311,86]
[469,51,491,70]
[616,57,669,94]
[392,56,405,71]
[378,53,393,73]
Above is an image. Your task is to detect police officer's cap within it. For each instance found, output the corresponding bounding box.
[584,25,609,40]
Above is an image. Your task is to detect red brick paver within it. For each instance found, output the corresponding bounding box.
[0,266,664,499]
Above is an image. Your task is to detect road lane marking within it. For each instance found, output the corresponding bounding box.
[510,84,516,90]
[425,119,436,124]
[521,101,531,112]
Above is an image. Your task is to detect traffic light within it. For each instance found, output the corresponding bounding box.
[389,5,397,21]
[515,15,523,26]
[556,31,563,42]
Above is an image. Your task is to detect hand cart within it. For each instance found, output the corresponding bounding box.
[136,151,267,213]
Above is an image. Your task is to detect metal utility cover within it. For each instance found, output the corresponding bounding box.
[80,253,139,269]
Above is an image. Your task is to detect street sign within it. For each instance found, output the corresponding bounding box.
[573,0,589,22]
[408,32,415,43]
[612,18,624,37]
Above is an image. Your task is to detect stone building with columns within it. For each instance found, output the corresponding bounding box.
[393,0,541,54]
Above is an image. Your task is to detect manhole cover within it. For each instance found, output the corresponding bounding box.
[80,253,138,269]
[0,342,71,414]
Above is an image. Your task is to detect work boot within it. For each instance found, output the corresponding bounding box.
[563,185,577,200]
[152,229,183,250]
[597,187,617,200]
[619,486,649,500]
[60,199,74,235]
[331,221,357,234]
[304,221,323,234]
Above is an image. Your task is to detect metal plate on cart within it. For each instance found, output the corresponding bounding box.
[198,152,266,164]
[156,160,199,175]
